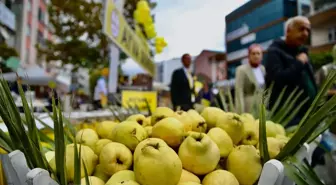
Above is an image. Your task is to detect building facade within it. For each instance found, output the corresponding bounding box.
[0,0,16,48]
[225,0,310,79]
[193,50,227,84]
[11,0,52,66]
[155,57,195,86]
[308,0,336,54]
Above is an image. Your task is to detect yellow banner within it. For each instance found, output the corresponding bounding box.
[103,0,155,76]
[122,91,157,113]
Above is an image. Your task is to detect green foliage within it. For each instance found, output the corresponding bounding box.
[259,101,270,165]
[309,52,333,71]
[0,43,19,73]
[37,0,157,68]
[0,78,48,169]
[276,71,336,160]
[37,0,109,69]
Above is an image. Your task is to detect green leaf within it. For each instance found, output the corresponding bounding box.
[42,107,74,145]
[297,71,336,128]
[144,98,152,116]
[272,87,299,123]
[83,158,90,185]
[286,125,298,135]
[268,86,287,119]
[307,114,336,143]
[283,160,309,185]
[0,137,12,153]
[0,130,13,151]
[35,116,54,131]
[62,116,77,142]
[18,82,41,152]
[108,107,122,122]
[258,100,270,165]
[73,140,81,185]
[53,97,67,185]
[281,97,309,127]
[284,157,324,185]
[226,89,235,112]
[38,131,55,147]
[277,95,336,160]
[218,89,228,112]
[0,78,47,169]
[277,90,304,124]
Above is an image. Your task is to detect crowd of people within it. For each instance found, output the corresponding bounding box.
[170,15,335,127]
[170,15,336,173]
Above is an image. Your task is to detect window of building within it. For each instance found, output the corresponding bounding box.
[25,51,30,64]
[300,4,311,16]
[26,24,31,36]
[38,30,44,44]
[328,27,336,43]
[38,8,45,23]
[27,0,31,11]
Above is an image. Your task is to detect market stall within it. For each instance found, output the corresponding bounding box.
[1,70,335,185]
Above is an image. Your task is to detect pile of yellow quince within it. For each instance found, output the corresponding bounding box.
[44,106,290,185]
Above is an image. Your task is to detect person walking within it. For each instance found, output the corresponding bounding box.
[264,16,317,127]
[93,68,109,110]
[170,53,195,111]
[235,44,265,113]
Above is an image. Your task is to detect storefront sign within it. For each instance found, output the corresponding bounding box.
[121,90,157,113]
[0,2,15,31]
[103,0,155,76]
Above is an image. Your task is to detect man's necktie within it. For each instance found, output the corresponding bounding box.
[186,71,195,103]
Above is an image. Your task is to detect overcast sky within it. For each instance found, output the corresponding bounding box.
[122,0,249,76]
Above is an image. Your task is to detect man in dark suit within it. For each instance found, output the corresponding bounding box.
[265,16,317,127]
[170,53,195,111]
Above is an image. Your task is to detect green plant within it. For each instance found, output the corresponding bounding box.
[309,52,333,71]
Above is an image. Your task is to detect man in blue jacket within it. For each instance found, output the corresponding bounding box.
[265,16,317,127]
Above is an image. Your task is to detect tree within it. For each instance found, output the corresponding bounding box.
[0,43,18,73]
[309,52,333,71]
[37,0,109,70]
[38,0,157,69]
